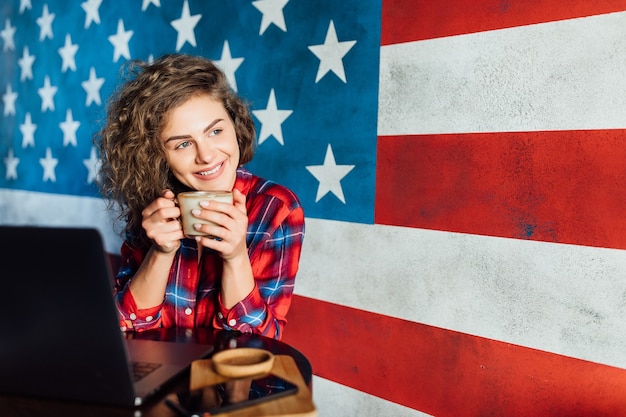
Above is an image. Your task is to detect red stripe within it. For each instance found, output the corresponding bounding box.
[283,295,626,416]
[375,130,626,250]
[381,0,626,45]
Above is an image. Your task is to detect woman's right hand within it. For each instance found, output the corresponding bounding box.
[141,189,184,253]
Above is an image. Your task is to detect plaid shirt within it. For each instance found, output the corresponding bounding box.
[114,168,305,340]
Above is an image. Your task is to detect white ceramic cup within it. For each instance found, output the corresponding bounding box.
[177,191,233,237]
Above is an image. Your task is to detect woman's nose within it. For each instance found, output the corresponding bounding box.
[195,140,214,164]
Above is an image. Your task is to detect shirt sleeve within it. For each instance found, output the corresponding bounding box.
[213,193,305,340]
[114,241,164,332]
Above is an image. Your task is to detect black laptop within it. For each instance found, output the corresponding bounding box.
[0,225,213,407]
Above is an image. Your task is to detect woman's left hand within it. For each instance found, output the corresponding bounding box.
[193,188,248,260]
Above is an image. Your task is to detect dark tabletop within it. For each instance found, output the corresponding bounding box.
[0,328,312,417]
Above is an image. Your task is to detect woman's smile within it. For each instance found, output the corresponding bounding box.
[196,161,223,177]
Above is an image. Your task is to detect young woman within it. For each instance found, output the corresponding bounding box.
[97,54,304,340]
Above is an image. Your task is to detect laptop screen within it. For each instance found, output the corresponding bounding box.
[0,226,137,405]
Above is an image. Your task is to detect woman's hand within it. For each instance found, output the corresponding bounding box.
[141,189,184,253]
[129,190,183,310]
[193,188,249,261]
[195,188,254,309]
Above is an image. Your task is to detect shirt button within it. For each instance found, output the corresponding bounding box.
[185,308,193,316]
[129,313,137,320]
[146,316,153,322]
[228,319,237,326]
[217,312,223,319]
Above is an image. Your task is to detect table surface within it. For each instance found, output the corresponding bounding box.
[0,328,313,417]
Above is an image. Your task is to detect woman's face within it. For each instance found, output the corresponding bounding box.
[161,94,240,192]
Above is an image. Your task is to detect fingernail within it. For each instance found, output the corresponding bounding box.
[199,201,209,208]
[193,223,202,230]
[192,209,201,216]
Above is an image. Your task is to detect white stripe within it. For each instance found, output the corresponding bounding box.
[0,189,123,253]
[378,11,626,135]
[312,376,432,417]
[8,189,624,371]
[295,218,626,369]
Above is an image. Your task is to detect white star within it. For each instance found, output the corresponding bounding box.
[4,148,19,180]
[18,46,36,82]
[1,19,16,52]
[83,146,100,184]
[2,84,18,116]
[142,0,160,11]
[108,19,133,62]
[81,67,105,106]
[58,34,79,73]
[20,112,37,148]
[36,4,55,41]
[214,40,244,92]
[81,0,101,29]
[59,109,80,147]
[306,144,355,203]
[252,0,289,35]
[170,0,201,51]
[38,76,58,112]
[40,147,58,182]
[19,0,32,14]
[308,20,356,83]
[252,89,292,146]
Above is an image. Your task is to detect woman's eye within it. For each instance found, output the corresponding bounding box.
[175,141,192,150]
[209,128,222,136]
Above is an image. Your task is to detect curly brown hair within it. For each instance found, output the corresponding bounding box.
[96,54,256,248]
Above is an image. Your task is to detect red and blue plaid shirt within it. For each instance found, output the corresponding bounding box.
[114,168,305,340]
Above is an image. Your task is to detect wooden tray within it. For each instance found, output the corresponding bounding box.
[189,355,317,417]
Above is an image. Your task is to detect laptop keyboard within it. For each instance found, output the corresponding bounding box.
[132,361,162,382]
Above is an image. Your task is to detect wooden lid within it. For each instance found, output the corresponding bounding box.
[211,348,275,378]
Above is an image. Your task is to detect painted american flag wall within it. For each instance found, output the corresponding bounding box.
[2,1,626,416]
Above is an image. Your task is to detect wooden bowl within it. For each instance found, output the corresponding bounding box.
[211,348,275,378]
